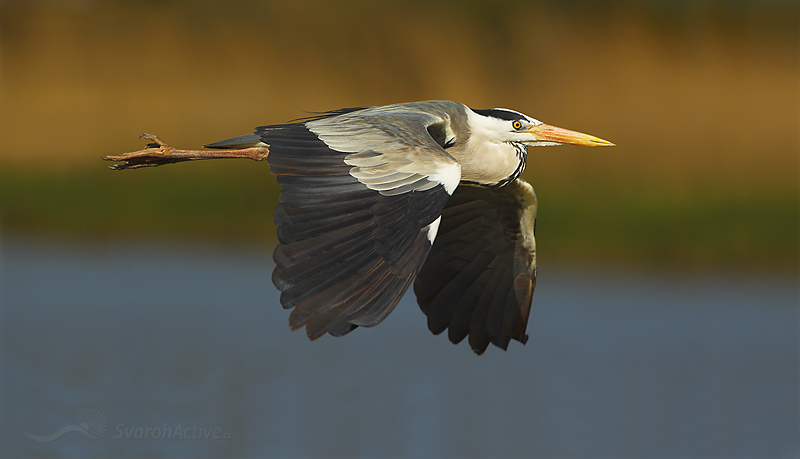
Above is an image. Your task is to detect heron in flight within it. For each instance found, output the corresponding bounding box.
[105,100,613,354]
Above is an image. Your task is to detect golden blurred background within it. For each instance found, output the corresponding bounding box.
[1,0,797,273]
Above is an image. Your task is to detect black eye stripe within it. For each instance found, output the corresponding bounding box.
[472,108,526,122]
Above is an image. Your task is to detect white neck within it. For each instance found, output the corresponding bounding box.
[447,111,527,186]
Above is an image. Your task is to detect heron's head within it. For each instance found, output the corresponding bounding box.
[469,108,614,147]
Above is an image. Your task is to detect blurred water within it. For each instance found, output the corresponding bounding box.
[0,237,797,458]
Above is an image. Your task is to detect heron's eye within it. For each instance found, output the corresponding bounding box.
[512,120,523,130]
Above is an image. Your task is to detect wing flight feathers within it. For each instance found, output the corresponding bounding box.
[414,178,537,354]
[262,104,463,340]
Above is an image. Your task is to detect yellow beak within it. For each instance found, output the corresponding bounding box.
[527,124,615,147]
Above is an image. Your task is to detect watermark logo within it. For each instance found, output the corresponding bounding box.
[23,409,107,442]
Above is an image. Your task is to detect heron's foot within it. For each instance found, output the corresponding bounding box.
[103,133,269,170]
[103,134,186,170]
[139,133,169,148]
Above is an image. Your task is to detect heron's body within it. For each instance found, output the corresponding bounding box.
[106,100,613,354]
[208,101,530,187]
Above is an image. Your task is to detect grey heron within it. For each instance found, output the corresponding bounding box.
[105,100,613,354]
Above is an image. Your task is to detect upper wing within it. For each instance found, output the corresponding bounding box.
[255,106,462,339]
[413,178,537,354]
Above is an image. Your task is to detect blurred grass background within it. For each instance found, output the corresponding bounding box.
[0,0,797,274]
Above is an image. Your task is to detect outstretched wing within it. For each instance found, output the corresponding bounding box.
[413,178,537,354]
[225,105,462,339]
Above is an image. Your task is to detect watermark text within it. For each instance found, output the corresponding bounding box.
[113,423,231,440]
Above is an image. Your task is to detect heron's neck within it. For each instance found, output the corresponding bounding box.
[450,139,526,187]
